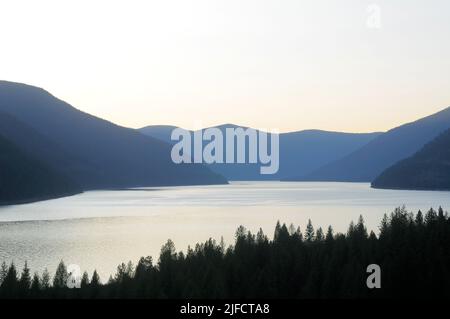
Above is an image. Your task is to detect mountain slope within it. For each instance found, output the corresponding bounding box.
[140,124,381,180]
[0,81,227,189]
[0,134,81,205]
[372,128,450,190]
[294,107,450,182]
[139,125,179,144]
[0,111,101,187]
[279,129,381,181]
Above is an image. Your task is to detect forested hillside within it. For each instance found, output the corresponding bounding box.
[0,134,81,205]
[372,128,450,190]
[1,207,449,298]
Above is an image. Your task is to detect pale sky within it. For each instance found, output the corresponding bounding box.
[1,0,450,133]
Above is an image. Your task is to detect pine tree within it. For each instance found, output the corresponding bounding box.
[425,208,437,224]
[91,270,101,287]
[1,263,18,296]
[19,261,31,291]
[379,213,389,236]
[275,223,290,243]
[325,226,334,242]
[356,215,368,239]
[273,221,281,241]
[41,268,51,289]
[115,263,127,283]
[135,257,153,277]
[256,228,267,244]
[347,221,355,237]
[160,239,176,259]
[236,226,247,241]
[30,272,41,293]
[415,210,424,225]
[305,219,315,242]
[438,206,445,220]
[53,260,68,288]
[316,227,324,241]
[81,271,89,288]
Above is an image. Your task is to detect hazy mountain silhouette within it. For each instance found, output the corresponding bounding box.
[0,134,81,205]
[139,125,179,144]
[291,107,450,182]
[140,124,381,180]
[0,81,227,190]
[372,128,450,190]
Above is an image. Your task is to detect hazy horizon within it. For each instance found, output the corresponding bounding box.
[2,0,450,133]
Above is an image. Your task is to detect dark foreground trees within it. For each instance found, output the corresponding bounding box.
[1,207,449,299]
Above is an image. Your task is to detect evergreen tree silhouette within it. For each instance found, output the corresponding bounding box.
[91,270,101,287]
[30,272,41,298]
[19,261,31,296]
[41,268,51,289]
[81,271,89,288]
[1,207,450,299]
[0,263,18,297]
[53,260,68,288]
[305,219,315,242]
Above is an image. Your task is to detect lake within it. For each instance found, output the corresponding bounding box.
[0,181,449,281]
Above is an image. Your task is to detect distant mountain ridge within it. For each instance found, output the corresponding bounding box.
[139,125,179,144]
[3,80,449,204]
[0,81,227,195]
[288,107,450,182]
[140,124,382,180]
[372,128,450,190]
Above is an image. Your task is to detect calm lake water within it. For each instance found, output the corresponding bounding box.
[0,182,449,281]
